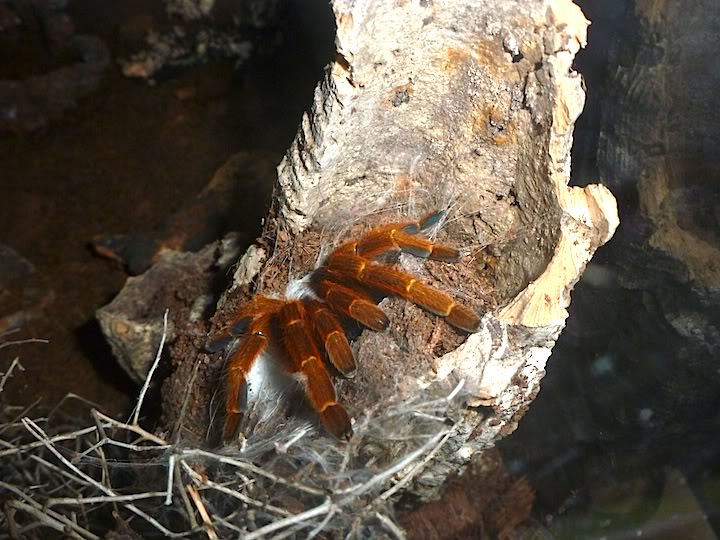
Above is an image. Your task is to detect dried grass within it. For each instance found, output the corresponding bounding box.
[0,313,467,539]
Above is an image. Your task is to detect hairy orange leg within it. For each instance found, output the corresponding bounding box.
[279,301,352,439]
[206,296,284,352]
[335,211,460,262]
[316,279,389,331]
[306,300,356,377]
[357,228,460,262]
[223,313,273,441]
[326,253,480,333]
[227,296,284,335]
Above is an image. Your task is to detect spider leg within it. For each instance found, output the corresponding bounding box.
[223,313,273,442]
[228,297,284,333]
[206,296,284,352]
[326,253,480,333]
[333,213,460,262]
[316,278,389,331]
[372,209,448,236]
[306,300,357,378]
[356,228,460,261]
[280,301,352,439]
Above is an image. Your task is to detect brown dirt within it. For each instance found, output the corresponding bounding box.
[400,448,535,539]
[0,0,333,418]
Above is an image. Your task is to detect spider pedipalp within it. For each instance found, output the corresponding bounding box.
[209,210,480,442]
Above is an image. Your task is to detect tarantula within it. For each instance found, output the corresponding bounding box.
[209,211,480,442]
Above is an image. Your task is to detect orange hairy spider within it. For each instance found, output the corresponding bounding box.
[208,211,480,442]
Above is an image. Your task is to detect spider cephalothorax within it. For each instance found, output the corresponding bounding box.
[209,211,480,442]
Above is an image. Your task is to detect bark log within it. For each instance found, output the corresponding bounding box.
[193,0,616,498]
[103,0,619,512]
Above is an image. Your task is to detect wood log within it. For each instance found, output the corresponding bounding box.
[166,0,617,497]
[101,0,618,524]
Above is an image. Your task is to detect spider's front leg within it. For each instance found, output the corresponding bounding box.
[206,296,285,442]
[222,313,273,442]
[206,296,284,352]
[323,212,481,333]
[280,301,353,438]
[337,210,460,262]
